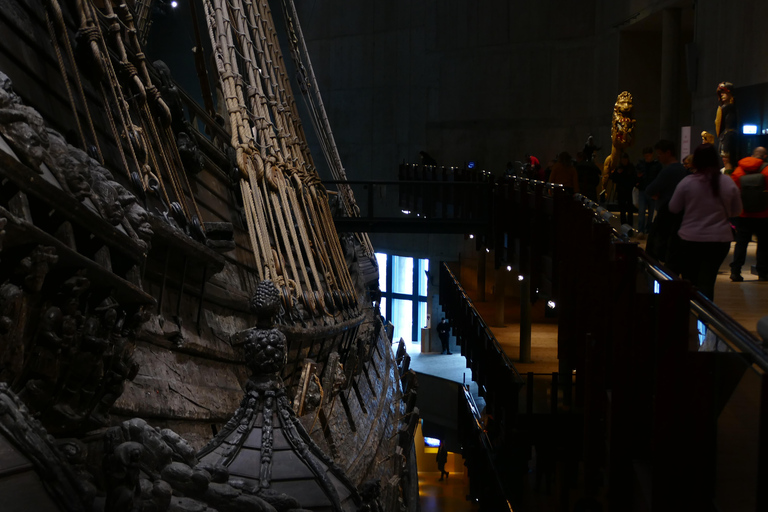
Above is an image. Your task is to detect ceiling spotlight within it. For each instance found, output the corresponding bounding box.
[518,275,524,281]
[171,0,178,7]
[506,265,512,271]
[469,234,474,239]
[485,248,489,253]
[547,300,556,309]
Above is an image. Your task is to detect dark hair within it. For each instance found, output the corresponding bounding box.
[642,146,654,154]
[692,143,721,196]
[654,139,676,154]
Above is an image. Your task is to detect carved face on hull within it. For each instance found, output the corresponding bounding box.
[92,181,125,226]
[0,105,50,171]
[125,203,153,243]
[46,130,92,200]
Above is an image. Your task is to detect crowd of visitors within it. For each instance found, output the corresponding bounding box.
[520,136,768,300]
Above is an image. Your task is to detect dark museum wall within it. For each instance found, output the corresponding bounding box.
[294,0,768,259]
[295,0,768,174]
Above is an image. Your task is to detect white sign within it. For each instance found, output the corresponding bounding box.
[681,126,691,161]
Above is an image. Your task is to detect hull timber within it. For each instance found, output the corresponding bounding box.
[0,0,416,510]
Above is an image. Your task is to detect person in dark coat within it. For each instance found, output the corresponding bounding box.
[609,153,636,227]
[436,318,452,355]
[437,441,449,481]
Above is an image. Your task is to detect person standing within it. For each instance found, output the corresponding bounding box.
[575,151,601,201]
[635,147,662,238]
[437,441,449,481]
[547,152,580,194]
[437,318,452,355]
[668,143,742,300]
[728,146,768,281]
[609,153,636,227]
[715,82,739,173]
[645,140,690,269]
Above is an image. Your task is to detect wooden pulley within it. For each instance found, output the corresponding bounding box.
[280,286,293,312]
[332,290,344,311]
[264,162,283,191]
[299,290,316,315]
[324,291,335,313]
[314,290,332,316]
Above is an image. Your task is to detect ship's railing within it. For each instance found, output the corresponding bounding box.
[439,262,524,432]
[487,179,768,509]
[429,174,768,509]
[458,385,514,511]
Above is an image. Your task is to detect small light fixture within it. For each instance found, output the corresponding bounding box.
[485,248,489,253]
[506,265,512,271]
[518,275,524,281]
[171,0,178,7]
[547,300,556,309]
[401,209,411,215]
[469,234,474,239]
[743,124,758,135]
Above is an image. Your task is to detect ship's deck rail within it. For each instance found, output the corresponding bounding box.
[438,176,768,510]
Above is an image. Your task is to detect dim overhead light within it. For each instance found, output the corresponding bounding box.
[743,124,758,135]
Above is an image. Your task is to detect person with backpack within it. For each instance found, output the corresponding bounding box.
[729,146,768,281]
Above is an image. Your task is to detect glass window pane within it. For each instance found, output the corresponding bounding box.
[417,301,427,342]
[418,258,429,297]
[392,298,414,342]
[375,252,388,293]
[392,256,414,295]
[379,297,388,322]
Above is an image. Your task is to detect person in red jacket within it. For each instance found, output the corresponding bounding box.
[729,146,768,281]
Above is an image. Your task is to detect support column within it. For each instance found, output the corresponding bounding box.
[491,266,506,327]
[660,8,681,142]
[477,250,487,302]
[520,275,532,363]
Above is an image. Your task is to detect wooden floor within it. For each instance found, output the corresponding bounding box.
[421,240,768,510]
[462,240,767,379]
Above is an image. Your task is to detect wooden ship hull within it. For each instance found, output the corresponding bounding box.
[0,0,417,510]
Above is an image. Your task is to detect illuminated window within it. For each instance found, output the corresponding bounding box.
[375,253,429,347]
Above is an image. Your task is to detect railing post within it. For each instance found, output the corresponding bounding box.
[477,248,487,302]
[651,279,693,510]
[492,265,505,327]
[520,274,532,363]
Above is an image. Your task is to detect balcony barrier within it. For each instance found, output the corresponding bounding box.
[440,177,768,511]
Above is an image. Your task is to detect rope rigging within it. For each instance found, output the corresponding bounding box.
[203,0,361,324]
[278,0,374,258]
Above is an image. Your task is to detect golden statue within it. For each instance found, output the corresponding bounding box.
[602,91,636,198]
[701,131,715,144]
[715,81,737,171]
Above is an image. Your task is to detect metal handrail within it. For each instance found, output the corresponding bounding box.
[460,386,514,512]
[442,263,523,384]
[573,191,768,372]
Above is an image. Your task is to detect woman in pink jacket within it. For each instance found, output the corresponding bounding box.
[668,143,742,300]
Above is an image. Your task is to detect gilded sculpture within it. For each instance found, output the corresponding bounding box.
[602,91,636,197]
